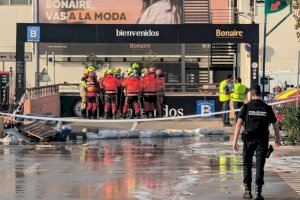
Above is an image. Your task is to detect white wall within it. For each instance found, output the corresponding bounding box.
[238,2,300,91]
[0,5,34,87]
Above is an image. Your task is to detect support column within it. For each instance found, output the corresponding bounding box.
[34,0,40,87]
[250,43,259,88]
[16,41,25,100]
[181,44,186,92]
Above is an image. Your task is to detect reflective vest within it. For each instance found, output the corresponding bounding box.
[86,80,98,97]
[219,80,230,102]
[231,83,247,102]
[79,81,87,97]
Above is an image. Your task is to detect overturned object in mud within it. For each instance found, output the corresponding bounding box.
[0,128,30,145]
[17,121,60,142]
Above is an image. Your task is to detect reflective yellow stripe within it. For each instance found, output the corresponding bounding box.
[231,83,247,102]
[219,80,230,102]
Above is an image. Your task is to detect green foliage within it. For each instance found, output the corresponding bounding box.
[282,107,300,143]
[288,0,300,41]
[83,52,105,70]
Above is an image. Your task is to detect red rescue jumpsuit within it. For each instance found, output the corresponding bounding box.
[142,73,157,117]
[103,74,119,116]
[86,77,99,118]
[122,76,141,118]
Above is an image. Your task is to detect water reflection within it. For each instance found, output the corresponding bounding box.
[0,137,244,200]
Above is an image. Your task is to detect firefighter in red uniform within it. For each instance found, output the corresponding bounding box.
[86,72,99,119]
[122,69,141,119]
[155,68,165,117]
[103,69,120,119]
[142,67,157,118]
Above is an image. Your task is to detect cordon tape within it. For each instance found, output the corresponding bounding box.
[0,98,298,123]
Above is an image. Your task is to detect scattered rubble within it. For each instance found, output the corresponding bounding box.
[0,128,30,145]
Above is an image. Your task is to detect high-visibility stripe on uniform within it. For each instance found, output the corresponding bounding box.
[231,83,247,102]
[219,80,230,102]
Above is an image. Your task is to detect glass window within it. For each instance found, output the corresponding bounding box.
[0,0,9,5]
[11,0,31,5]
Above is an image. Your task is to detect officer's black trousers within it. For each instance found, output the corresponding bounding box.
[243,138,268,186]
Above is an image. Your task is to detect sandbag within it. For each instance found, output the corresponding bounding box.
[98,130,118,139]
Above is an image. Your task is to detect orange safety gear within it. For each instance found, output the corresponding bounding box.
[104,74,119,93]
[142,74,156,93]
[156,76,165,94]
[123,76,141,95]
[86,77,98,97]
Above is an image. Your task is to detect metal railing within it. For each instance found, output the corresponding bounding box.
[26,82,219,98]
[27,85,59,99]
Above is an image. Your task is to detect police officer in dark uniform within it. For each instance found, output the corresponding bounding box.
[232,85,281,199]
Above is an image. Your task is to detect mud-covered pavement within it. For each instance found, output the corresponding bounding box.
[0,136,299,200]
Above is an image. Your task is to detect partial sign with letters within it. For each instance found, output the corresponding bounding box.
[196,100,215,117]
[27,26,41,42]
[0,52,32,62]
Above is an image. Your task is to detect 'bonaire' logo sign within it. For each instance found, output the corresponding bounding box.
[216,29,244,38]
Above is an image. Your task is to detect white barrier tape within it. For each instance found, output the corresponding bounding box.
[0,98,298,123]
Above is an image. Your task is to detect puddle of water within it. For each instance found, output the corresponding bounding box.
[0,136,298,200]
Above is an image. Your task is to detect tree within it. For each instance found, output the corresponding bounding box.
[141,50,158,69]
[83,52,106,70]
[288,0,300,41]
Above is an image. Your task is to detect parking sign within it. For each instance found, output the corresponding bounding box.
[27,26,40,42]
[196,100,215,117]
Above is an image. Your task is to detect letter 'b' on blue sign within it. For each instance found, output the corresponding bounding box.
[27,26,40,42]
[196,100,215,117]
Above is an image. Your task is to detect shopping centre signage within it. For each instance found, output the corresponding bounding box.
[18,24,259,44]
[16,23,259,100]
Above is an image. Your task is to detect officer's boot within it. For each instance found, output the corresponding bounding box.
[92,110,97,119]
[87,110,92,119]
[81,109,86,118]
[254,185,264,200]
[243,183,252,199]
[112,112,117,119]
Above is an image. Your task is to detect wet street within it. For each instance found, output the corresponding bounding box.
[0,136,299,200]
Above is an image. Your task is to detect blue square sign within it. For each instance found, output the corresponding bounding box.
[27,26,40,42]
[196,100,215,117]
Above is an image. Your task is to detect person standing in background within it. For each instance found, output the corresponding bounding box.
[219,74,233,127]
[79,76,87,118]
[231,78,248,121]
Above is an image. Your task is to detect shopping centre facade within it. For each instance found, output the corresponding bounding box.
[0,0,299,116]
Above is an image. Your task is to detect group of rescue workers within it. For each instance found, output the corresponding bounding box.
[79,63,166,119]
